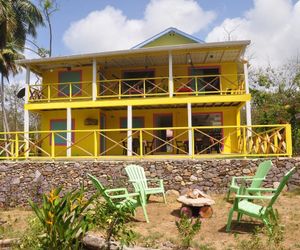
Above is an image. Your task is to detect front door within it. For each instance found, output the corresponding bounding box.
[154,114,173,152]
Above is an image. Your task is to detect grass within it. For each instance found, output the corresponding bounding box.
[1,191,300,249]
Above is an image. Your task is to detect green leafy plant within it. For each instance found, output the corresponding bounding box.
[175,214,201,249]
[93,200,137,250]
[28,186,94,250]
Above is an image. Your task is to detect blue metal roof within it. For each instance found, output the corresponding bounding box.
[131,27,204,49]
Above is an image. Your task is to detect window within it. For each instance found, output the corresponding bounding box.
[190,67,220,93]
[58,71,81,96]
[123,70,155,94]
[120,117,144,129]
[50,119,74,145]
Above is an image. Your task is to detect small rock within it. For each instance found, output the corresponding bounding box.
[190,175,198,182]
[175,175,183,182]
[166,189,180,197]
[242,169,251,174]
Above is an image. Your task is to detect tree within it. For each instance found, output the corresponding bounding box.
[0,0,44,133]
[249,62,300,154]
[39,0,58,57]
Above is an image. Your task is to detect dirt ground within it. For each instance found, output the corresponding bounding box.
[0,190,300,249]
[130,191,300,249]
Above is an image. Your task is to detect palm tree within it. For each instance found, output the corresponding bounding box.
[0,0,43,134]
[0,0,44,50]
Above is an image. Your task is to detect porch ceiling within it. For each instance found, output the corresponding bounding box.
[17,41,250,74]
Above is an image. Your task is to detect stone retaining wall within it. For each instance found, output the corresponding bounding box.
[0,158,299,207]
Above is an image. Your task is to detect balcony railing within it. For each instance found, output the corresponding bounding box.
[0,124,292,160]
[27,74,245,103]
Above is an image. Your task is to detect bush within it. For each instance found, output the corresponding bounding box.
[92,200,137,250]
[28,186,94,250]
[175,214,201,249]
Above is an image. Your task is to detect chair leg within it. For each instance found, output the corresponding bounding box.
[226,189,231,201]
[141,204,149,223]
[162,192,167,204]
[237,212,243,222]
[226,208,235,232]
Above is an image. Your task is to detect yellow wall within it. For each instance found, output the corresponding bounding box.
[141,33,197,48]
[39,106,240,157]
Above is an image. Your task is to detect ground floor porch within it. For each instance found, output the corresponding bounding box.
[0,124,292,160]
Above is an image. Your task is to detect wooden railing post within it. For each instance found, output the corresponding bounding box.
[15,133,19,159]
[51,132,55,158]
[143,79,146,98]
[285,124,293,156]
[139,129,143,157]
[118,80,121,99]
[94,130,98,158]
[69,83,72,101]
[47,84,50,102]
[243,127,247,155]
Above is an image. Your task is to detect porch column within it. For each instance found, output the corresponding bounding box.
[92,58,97,101]
[66,107,72,157]
[187,103,193,156]
[127,105,132,156]
[168,51,174,97]
[24,66,30,158]
[244,61,252,136]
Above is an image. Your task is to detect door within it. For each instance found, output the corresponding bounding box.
[190,67,220,94]
[100,113,106,154]
[154,114,173,152]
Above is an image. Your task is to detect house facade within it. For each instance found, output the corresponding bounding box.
[3,28,291,160]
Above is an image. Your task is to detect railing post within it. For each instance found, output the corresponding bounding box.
[94,130,98,158]
[285,124,293,156]
[47,84,50,102]
[51,132,55,158]
[15,133,19,159]
[191,128,195,158]
[118,80,121,99]
[139,130,143,157]
[66,108,72,157]
[243,127,247,155]
[69,83,72,101]
[143,79,146,98]
[195,76,198,96]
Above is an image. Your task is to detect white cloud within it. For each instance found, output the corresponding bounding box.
[63,0,215,53]
[206,0,300,67]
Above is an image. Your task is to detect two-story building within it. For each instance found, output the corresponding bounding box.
[2,28,291,160]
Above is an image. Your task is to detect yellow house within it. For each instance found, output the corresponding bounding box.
[5,27,291,160]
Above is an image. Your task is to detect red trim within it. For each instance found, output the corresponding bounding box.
[58,70,83,97]
[50,119,75,146]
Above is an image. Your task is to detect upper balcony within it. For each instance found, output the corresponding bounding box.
[27,73,246,103]
[18,40,251,110]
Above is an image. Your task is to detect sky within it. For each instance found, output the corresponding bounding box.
[25,0,300,68]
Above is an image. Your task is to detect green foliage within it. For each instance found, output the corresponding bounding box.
[93,200,137,250]
[236,210,286,250]
[17,217,44,249]
[175,214,201,249]
[249,63,300,154]
[28,186,94,250]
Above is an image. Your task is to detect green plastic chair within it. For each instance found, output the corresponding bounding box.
[226,160,273,201]
[226,167,296,233]
[87,173,149,223]
[125,164,167,203]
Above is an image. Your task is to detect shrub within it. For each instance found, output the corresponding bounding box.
[28,186,94,250]
[175,214,201,249]
[93,200,137,250]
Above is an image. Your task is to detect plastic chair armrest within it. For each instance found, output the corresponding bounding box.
[235,194,273,200]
